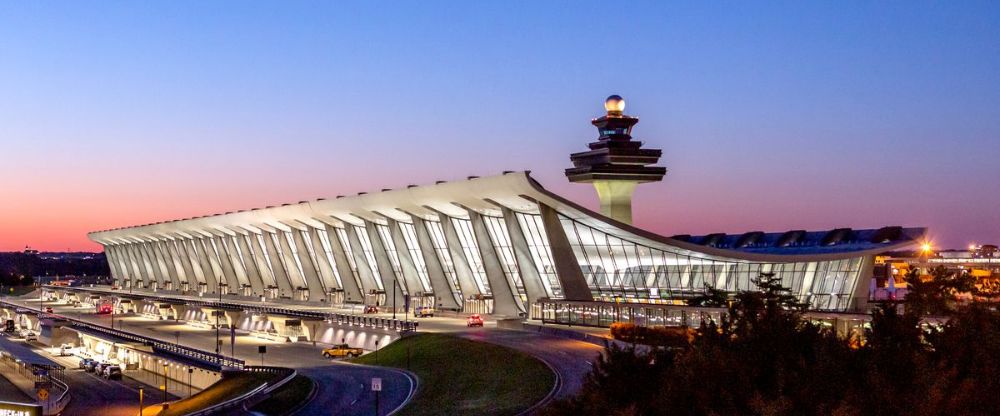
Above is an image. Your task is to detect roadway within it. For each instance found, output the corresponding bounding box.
[9,295,415,415]
[24,289,608,413]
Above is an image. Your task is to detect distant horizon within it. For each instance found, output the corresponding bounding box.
[2,2,998,251]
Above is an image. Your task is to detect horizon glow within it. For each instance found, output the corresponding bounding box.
[1,2,998,252]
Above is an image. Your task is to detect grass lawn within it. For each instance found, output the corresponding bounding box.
[143,371,275,416]
[248,374,315,415]
[352,333,555,416]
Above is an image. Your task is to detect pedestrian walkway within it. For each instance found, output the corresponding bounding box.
[0,367,34,403]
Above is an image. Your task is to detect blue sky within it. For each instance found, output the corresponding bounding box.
[0,1,998,250]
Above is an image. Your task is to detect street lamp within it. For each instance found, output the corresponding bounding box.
[162,363,168,404]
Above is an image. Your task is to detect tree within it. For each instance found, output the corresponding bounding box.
[904,266,977,317]
[686,283,729,307]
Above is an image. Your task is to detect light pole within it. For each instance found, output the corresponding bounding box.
[392,280,397,320]
[162,363,168,404]
[138,387,144,416]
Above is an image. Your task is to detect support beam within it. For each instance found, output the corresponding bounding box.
[344,225,381,295]
[386,219,428,297]
[364,220,405,311]
[501,207,549,305]
[192,238,221,294]
[409,216,461,310]
[234,233,266,297]
[324,226,365,304]
[291,228,327,302]
[307,227,341,292]
[262,231,294,298]
[466,210,524,316]
[538,203,593,301]
[438,215,482,300]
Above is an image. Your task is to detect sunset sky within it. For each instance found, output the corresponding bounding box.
[1,2,998,252]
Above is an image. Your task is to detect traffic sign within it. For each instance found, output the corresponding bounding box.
[37,388,48,400]
[371,377,382,392]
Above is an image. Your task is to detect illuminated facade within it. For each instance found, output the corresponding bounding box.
[88,172,923,318]
[88,96,924,321]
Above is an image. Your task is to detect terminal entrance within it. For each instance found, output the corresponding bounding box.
[365,290,386,307]
[464,294,494,315]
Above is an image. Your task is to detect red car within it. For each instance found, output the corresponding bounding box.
[363,305,379,314]
[466,314,484,327]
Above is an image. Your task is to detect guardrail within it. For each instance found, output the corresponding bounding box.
[0,299,245,371]
[187,366,297,416]
[47,377,71,415]
[49,285,419,332]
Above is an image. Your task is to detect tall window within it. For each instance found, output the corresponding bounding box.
[399,222,433,293]
[515,213,562,298]
[482,215,525,297]
[375,224,407,295]
[315,228,344,289]
[354,225,385,290]
[424,221,460,295]
[335,227,364,291]
[451,218,490,294]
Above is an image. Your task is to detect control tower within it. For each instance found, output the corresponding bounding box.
[565,95,666,224]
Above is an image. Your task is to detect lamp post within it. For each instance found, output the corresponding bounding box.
[392,280,397,320]
[162,363,168,404]
[138,387,144,416]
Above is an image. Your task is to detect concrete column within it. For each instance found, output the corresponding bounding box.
[324,226,365,304]
[235,233,266,297]
[248,232,278,291]
[592,180,639,225]
[501,207,549,304]
[221,235,251,290]
[363,220,405,310]
[167,239,197,289]
[275,230,308,293]
[409,216,461,310]
[307,227,341,291]
[262,231,294,298]
[345,225,381,295]
[439,215,483,299]
[291,228,327,302]
[538,203,594,301]
[153,241,182,291]
[139,242,167,289]
[191,238,220,294]
[178,238,207,288]
[124,244,148,288]
[386,219,427,296]
[467,210,524,316]
[103,245,124,286]
[210,236,240,294]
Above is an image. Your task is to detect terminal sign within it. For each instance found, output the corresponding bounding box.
[0,400,42,416]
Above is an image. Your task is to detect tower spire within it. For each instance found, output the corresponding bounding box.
[565,95,666,224]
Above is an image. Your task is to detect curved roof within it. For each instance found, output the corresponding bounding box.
[89,171,925,263]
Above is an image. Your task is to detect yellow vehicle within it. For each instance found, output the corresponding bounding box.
[321,344,364,359]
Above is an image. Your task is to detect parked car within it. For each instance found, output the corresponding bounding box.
[414,306,435,318]
[78,358,95,370]
[321,344,364,359]
[363,305,379,314]
[22,332,37,342]
[467,314,484,327]
[94,362,111,374]
[59,343,74,356]
[103,365,122,380]
[45,307,53,313]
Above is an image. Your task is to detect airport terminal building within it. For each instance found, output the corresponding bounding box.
[88,97,924,326]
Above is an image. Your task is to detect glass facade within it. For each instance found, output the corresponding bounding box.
[451,218,490,294]
[316,228,345,288]
[424,220,462,298]
[354,225,385,291]
[375,224,407,295]
[515,212,562,298]
[559,215,865,310]
[399,222,433,293]
[482,215,526,300]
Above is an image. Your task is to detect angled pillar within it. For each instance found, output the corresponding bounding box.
[211,236,240,294]
[344,225,381,295]
[467,210,524,316]
[501,207,549,305]
[221,235,251,290]
[409,216,461,310]
[124,244,148,288]
[104,245,124,286]
[307,227,341,291]
[291,228,327,302]
[139,242,166,289]
[177,238,206,291]
[438,215,483,300]
[386,219,428,296]
[235,233,266,296]
[248,232,278,292]
[364,220,405,310]
[323,226,365,304]
[153,241,182,291]
[538,203,594,301]
[191,238,220,294]
[262,231,294,298]
[275,230,308,293]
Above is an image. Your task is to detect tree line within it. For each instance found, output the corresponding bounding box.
[547,266,1000,416]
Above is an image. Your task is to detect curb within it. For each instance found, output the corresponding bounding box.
[286,376,319,416]
[515,354,561,416]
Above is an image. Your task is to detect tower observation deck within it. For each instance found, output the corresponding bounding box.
[565,95,666,224]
